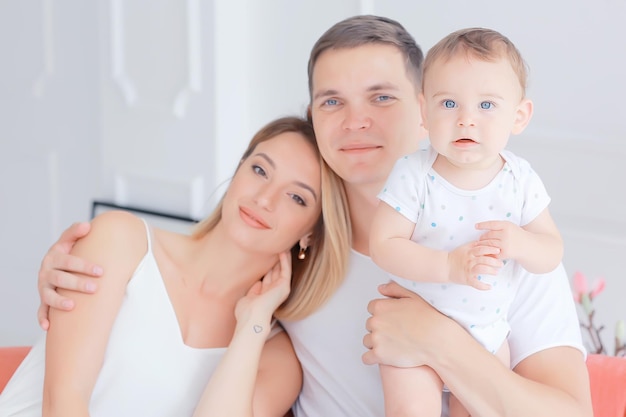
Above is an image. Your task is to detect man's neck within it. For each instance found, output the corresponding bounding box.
[344,182,382,256]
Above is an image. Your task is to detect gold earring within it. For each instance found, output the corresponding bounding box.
[298,246,307,260]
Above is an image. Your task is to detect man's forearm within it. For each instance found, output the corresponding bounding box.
[433,335,592,417]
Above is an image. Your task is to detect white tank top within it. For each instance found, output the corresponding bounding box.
[0,219,226,416]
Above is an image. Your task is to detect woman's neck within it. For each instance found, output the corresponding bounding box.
[163,226,278,300]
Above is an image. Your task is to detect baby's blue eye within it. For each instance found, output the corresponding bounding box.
[443,99,456,109]
[480,101,493,110]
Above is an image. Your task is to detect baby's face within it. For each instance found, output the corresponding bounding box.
[420,54,531,170]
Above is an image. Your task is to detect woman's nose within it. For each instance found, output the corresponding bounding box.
[254,186,277,211]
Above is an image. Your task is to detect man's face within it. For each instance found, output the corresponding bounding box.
[309,44,426,191]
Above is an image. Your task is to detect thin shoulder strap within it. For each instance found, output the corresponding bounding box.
[139,217,153,253]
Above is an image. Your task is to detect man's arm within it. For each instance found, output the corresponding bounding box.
[37,222,103,330]
[362,281,592,417]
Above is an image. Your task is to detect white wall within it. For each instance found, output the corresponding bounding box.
[0,0,100,345]
[1,0,625,355]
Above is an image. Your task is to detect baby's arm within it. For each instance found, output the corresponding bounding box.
[476,207,563,274]
[370,202,500,289]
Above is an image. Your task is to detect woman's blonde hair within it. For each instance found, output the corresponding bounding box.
[192,116,351,320]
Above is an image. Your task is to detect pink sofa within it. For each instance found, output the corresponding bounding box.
[0,346,31,393]
[0,347,624,416]
[586,353,626,417]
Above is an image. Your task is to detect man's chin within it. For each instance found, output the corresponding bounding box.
[339,166,388,189]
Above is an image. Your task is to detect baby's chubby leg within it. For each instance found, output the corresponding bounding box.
[380,363,443,417]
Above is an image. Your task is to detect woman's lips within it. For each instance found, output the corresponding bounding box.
[239,207,270,229]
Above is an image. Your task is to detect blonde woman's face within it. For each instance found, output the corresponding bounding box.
[222,132,322,254]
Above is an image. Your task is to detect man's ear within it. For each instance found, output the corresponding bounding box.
[306,105,313,122]
[511,98,533,135]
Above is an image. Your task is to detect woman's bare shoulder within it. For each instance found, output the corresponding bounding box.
[72,210,150,268]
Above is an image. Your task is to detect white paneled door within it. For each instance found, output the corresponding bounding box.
[0,1,101,345]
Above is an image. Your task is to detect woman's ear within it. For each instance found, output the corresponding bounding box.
[299,232,313,250]
[297,232,314,260]
[511,98,533,135]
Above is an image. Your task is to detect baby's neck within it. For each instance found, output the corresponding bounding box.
[432,154,505,190]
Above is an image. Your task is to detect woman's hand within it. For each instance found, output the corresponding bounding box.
[234,251,292,329]
[362,281,459,368]
[37,222,103,330]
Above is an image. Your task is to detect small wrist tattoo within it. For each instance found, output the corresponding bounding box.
[253,325,263,333]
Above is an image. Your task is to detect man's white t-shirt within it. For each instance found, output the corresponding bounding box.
[281,251,584,417]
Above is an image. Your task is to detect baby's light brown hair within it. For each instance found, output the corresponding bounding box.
[423,27,529,96]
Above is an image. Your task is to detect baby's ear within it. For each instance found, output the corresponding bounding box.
[511,98,533,135]
[418,93,429,130]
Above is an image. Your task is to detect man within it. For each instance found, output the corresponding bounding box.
[37,15,592,417]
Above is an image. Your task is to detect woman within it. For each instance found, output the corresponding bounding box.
[0,116,351,417]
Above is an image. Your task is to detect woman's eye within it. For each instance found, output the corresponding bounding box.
[480,101,493,110]
[252,165,266,177]
[290,194,306,206]
[443,99,456,109]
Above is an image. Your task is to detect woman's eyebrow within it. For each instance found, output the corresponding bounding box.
[255,152,318,202]
[256,152,276,169]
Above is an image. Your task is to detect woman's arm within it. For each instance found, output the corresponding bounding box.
[193,253,302,417]
[362,281,592,417]
[43,211,146,417]
[37,222,104,330]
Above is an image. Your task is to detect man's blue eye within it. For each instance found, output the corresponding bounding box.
[325,99,338,106]
[376,95,391,102]
[480,101,493,110]
[443,100,456,108]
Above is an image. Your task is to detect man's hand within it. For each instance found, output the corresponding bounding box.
[362,281,459,368]
[37,222,103,330]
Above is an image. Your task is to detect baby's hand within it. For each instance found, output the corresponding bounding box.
[475,220,524,261]
[448,241,503,290]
